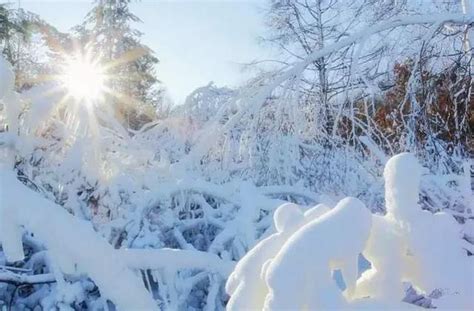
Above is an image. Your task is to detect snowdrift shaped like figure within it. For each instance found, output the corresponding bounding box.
[225,202,330,311]
[263,197,372,310]
[353,153,423,304]
[227,153,473,310]
[356,153,474,309]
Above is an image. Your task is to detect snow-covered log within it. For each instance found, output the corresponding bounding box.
[0,271,55,285]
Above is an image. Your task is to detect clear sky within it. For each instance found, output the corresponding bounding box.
[19,0,273,104]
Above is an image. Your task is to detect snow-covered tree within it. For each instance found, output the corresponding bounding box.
[77,0,161,130]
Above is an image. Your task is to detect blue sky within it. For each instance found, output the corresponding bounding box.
[20,0,273,104]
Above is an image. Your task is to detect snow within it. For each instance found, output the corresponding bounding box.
[0,127,470,307]
[225,201,333,311]
[0,185,25,262]
[354,212,409,303]
[0,56,24,262]
[381,154,473,309]
[0,169,157,310]
[119,248,235,277]
[1,9,473,308]
[353,153,422,304]
[273,202,304,232]
[0,55,14,99]
[0,55,21,135]
[225,198,371,310]
[225,203,305,311]
[304,203,331,219]
[264,197,372,310]
[226,153,473,310]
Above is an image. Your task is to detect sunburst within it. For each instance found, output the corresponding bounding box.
[19,34,154,134]
[59,52,107,105]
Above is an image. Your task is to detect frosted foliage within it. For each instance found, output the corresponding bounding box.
[0,8,472,307]
[0,58,21,260]
[0,55,21,135]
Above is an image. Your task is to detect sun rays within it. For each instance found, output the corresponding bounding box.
[60,52,107,104]
[25,35,152,115]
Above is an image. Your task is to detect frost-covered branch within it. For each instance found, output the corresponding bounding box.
[120,248,235,277]
[268,13,473,96]
[210,13,473,135]
[0,271,55,285]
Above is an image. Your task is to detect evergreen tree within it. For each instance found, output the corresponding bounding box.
[0,3,27,68]
[0,4,52,90]
[77,0,161,130]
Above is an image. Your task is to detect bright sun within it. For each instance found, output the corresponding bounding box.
[61,54,107,103]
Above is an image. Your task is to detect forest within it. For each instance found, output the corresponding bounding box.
[0,0,473,310]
